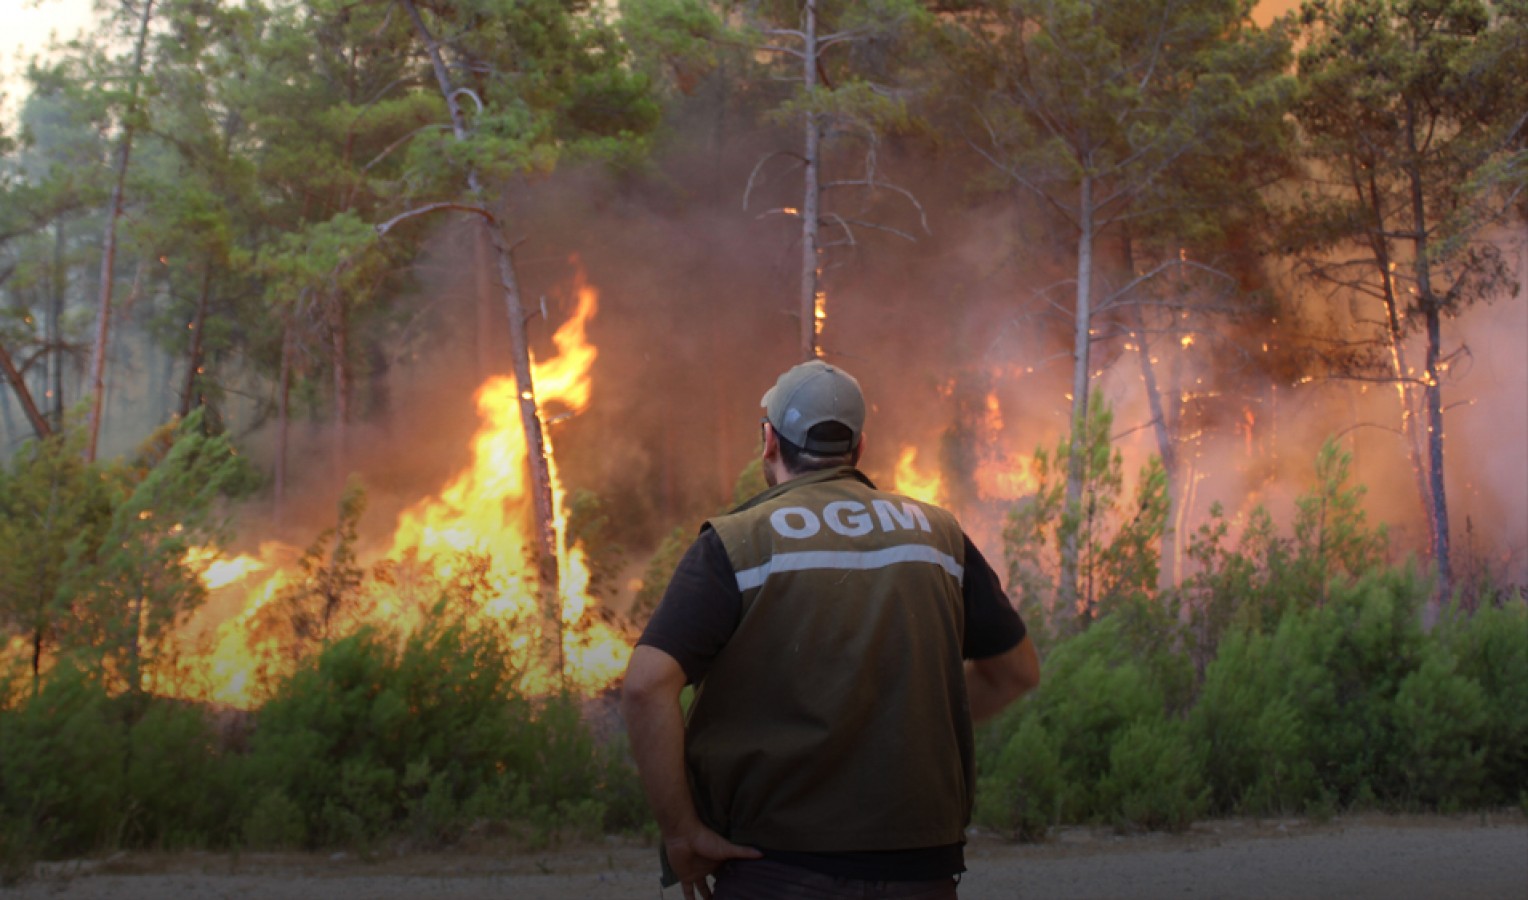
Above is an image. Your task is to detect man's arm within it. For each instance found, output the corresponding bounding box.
[621,645,760,898]
[964,634,1040,723]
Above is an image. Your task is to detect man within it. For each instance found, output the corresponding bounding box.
[622,360,1041,900]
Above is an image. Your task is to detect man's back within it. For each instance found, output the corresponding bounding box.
[689,467,973,851]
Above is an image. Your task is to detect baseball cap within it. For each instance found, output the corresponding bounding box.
[761,360,866,454]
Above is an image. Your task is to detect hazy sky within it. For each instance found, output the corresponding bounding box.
[2,0,95,113]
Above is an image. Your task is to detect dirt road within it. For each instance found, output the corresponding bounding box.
[12,813,1525,899]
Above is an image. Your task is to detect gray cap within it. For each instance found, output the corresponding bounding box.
[761,360,866,454]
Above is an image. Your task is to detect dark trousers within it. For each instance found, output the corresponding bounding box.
[712,858,959,900]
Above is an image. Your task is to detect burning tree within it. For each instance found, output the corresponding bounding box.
[1285,0,1527,614]
[374,0,656,667]
[945,0,1295,613]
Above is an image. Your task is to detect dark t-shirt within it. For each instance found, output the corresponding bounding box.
[637,527,1026,881]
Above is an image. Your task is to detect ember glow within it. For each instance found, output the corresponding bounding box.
[172,276,630,708]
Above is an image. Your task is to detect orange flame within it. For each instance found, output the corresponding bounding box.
[177,273,628,708]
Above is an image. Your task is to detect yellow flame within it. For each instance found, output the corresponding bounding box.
[173,271,629,708]
[893,446,943,505]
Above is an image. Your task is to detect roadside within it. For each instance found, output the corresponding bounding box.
[8,812,1525,899]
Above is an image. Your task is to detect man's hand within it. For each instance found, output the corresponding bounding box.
[622,646,762,897]
[665,824,763,900]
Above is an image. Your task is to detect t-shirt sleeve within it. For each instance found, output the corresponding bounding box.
[961,534,1026,660]
[635,527,743,685]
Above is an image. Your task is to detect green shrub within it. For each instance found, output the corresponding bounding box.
[1392,650,1487,809]
[242,790,307,849]
[123,699,237,848]
[974,715,1065,840]
[1191,624,1321,814]
[1101,718,1208,831]
[0,665,126,855]
[1443,598,1528,804]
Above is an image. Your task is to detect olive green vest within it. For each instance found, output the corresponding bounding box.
[687,467,973,852]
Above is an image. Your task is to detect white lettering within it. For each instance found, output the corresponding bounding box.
[771,506,821,539]
[873,499,932,533]
[824,500,873,537]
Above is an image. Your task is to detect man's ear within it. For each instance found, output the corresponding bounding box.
[850,435,865,467]
[762,422,781,462]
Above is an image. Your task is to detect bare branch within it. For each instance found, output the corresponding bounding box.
[449,87,484,115]
[743,151,807,210]
[374,202,495,237]
[820,178,932,235]
[831,216,917,242]
[361,123,450,173]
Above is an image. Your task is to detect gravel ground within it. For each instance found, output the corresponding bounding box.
[10,813,1525,899]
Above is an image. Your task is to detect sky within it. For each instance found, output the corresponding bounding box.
[2,0,96,115]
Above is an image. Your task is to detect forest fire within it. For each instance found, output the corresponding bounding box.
[892,391,1042,510]
[172,278,630,709]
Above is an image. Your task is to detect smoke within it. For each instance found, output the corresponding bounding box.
[53,94,1522,602]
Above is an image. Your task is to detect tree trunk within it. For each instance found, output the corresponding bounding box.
[180,262,214,419]
[275,321,293,524]
[50,221,66,428]
[1362,166,1436,560]
[475,226,495,380]
[1404,99,1451,619]
[799,0,822,362]
[1060,173,1095,618]
[400,0,562,678]
[1131,308,1178,593]
[331,293,350,481]
[86,0,155,462]
[0,340,52,440]
[1120,231,1178,594]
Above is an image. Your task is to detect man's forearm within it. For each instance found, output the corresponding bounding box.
[623,690,703,838]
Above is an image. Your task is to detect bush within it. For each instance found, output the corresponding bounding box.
[974,716,1065,840]
[1392,650,1487,809]
[1101,718,1208,831]
[242,602,640,849]
[123,698,237,848]
[1439,599,1528,805]
[242,790,307,850]
[0,666,127,855]
[1190,624,1321,814]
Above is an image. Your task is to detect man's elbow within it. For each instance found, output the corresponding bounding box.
[621,672,661,720]
[620,645,685,720]
[1013,636,1041,694]
[995,636,1041,702]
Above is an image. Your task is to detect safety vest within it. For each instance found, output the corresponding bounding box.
[688,467,973,852]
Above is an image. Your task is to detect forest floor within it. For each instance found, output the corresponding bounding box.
[9,811,1526,899]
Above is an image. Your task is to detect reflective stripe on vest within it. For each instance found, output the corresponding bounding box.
[734,544,964,592]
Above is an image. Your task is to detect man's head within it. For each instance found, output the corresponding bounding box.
[760,360,866,481]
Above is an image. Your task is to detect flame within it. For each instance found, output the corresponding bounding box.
[175,272,629,708]
[813,290,827,353]
[975,456,1040,500]
[893,446,943,504]
[184,546,268,590]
